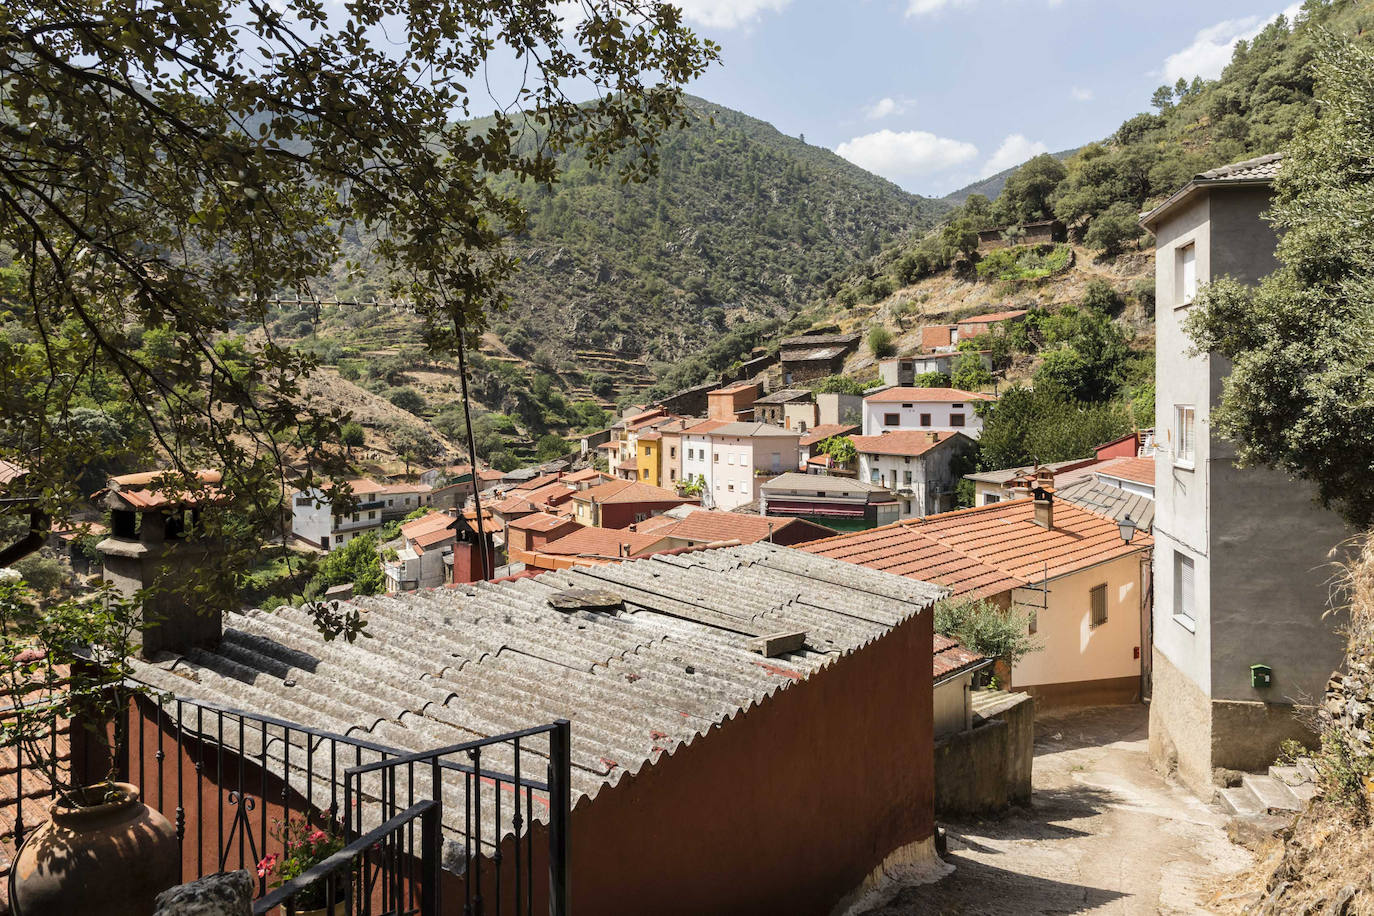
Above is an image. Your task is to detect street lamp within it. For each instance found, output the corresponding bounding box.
[1118,514,1138,545]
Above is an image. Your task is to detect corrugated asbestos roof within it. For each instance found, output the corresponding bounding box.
[1055,478,1155,532]
[128,544,942,843]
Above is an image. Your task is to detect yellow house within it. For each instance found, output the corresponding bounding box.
[637,432,661,487]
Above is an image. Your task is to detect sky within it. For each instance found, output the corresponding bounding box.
[655,0,1305,198]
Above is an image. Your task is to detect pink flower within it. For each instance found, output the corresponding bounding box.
[257,852,279,878]
[308,828,326,843]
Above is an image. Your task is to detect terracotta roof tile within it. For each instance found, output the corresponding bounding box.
[933,635,990,681]
[539,526,667,558]
[505,512,580,534]
[804,497,1150,598]
[849,430,968,457]
[1093,456,1155,487]
[653,509,829,546]
[863,387,996,404]
[572,479,691,506]
[799,424,860,447]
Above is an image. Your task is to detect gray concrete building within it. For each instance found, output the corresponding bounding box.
[1141,153,1350,796]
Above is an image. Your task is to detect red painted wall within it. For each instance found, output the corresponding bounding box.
[131,606,935,916]
[468,606,935,916]
[1094,432,1140,460]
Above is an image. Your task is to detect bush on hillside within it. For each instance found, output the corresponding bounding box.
[868,326,895,359]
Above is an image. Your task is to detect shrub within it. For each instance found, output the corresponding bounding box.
[387,387,426,414]
[913,371,950,388]
[868,326,896,359]
[934,596,1041,666]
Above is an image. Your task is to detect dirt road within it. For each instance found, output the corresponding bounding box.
[860,705,1252,915]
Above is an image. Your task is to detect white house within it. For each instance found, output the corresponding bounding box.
[291,478,386,550]
[861,388,996,438]
[383,510,460,592]
[290,478,435,551]
[850,430,978,518]
[706,422,802,511]
[679,420,801,511]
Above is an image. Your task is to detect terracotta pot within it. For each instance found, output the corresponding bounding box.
[11,782,179,916]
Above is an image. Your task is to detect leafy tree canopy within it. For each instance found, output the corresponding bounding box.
[1186,31,1374,528]
[0,0,717,621]
[977,384,1132,471]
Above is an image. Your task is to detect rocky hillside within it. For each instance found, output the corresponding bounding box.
[318,96,949,368]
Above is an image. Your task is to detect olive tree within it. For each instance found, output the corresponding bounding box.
[0,0,718,616]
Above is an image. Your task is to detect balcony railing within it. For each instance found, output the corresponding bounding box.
[2,689,571,916]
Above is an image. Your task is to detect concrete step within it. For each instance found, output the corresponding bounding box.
[1242,773,1302,814]
[1219,786,1264,817]
[1295,759,1319,783]
[1268,765,1319,803]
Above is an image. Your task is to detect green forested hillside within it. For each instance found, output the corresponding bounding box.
[322,96,947,366]
[840,0,1366,296]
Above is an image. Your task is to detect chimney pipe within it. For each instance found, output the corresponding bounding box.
[1032,486,1054,529]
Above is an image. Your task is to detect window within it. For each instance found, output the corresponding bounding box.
[884,413,900,427]
[949,414,966,427]
[919,413,932,427]
[740,453,749,467]
[351,513,359,522]
[671,470,677,481]
[903,470,913,486]
[902,403,913,409]
[1175,405,1196,468]
[727,484,735,492]
[1178,242,1197,305]
[771,452,781,469]
[870,468,880,484]
[368,511,376,520]
[984,494,1001,505]
[714,453,719,463]
[1028,610,1037,635]
[903,500,911,514]
[634,512,648,523]
[1090,584,1108,628]
[670,447,676,459]
[728,454,736,465]
[641,469,649,480]
[1174,552,1196,623]
[951,403,963,409]
[387,499,394,507]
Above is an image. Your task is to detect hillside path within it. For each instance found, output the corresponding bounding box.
[860,705,1252,915]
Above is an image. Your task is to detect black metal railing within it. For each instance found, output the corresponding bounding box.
[1,689,572,915]
[253,800,441,916]
[343,720,571,916]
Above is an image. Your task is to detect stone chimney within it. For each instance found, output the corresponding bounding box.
[1032,485,1055,530]
[95,470,226,657]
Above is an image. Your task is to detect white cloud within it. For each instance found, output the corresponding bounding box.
[835,129,979,183]
[863,96,914,120]
[981,134,1049,178]
[1070,86,1094,102]
[671,0,793,29]
[1161,3,1301,83]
